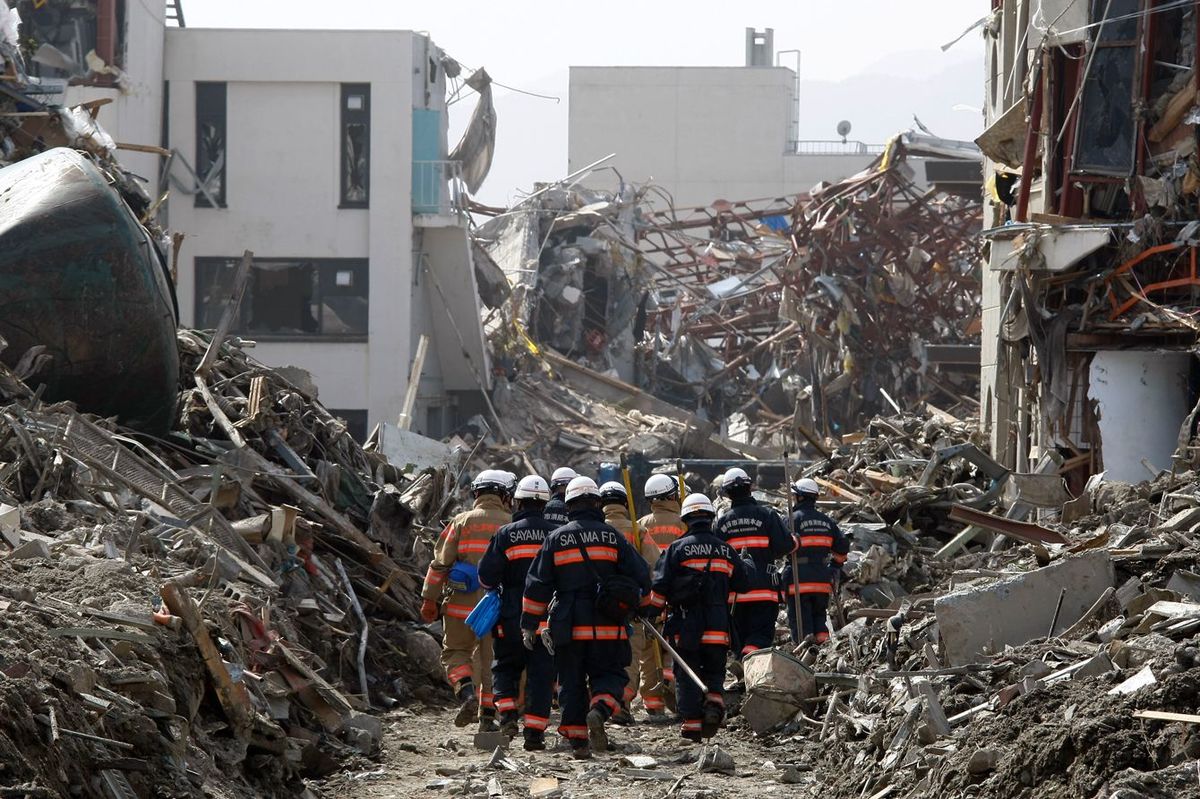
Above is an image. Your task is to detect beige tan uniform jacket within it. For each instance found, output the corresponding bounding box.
[422,493,511,710]
[603,502,667,712]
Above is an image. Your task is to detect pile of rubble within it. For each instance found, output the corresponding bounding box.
[475,133,983,455]
[0,331,455,799]
[726,412,1200,799]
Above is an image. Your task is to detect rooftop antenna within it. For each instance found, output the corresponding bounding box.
[836,120,852,144]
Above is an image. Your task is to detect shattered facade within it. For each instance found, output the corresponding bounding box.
[980,0,1200,486]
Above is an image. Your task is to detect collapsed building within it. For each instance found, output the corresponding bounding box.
[476,133,985,455]
[979,0,1200,487]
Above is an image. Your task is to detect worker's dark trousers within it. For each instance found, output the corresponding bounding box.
[732,601,778,657]
[786,591,830,643]
[491,620,555,735]
[554,639,631,745]
[674,645,726,738]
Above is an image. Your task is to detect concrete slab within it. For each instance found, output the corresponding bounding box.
[934,550,1114,665]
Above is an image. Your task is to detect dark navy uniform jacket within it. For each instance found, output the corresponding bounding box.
[521,506,650,647]
[648,519,750,649]
[715,496,797,603]
[543,496,570,529]
[780,499,850,596]
[478,508,559,623]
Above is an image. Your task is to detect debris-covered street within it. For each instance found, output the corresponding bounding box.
[3,1,1200,799]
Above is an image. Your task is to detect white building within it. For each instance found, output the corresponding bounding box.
[24,2,490,440]
[568,29,881,208]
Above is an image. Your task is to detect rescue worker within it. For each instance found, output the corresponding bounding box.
[715,467,798,658]
[639,474,687,549]
[599,481,664,722]
[647,493,749,742]
[779,478,850,644]
[421,469,513,730]
[478,475,558,750]
[521,476,650,759]
[544,467,577,528]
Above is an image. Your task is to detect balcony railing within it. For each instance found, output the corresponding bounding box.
[413,160,467,218]
[790,140,885,156]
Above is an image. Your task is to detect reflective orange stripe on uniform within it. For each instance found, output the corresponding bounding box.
[448,664,472,682]
[559,724,587,739]
[832,552,848,564]
[647,591,667,608]
[445,603,474,619]
[787,581,833,594]
[799,535,833,548]
[522,597,547,614]
[571,625,628,641]
[525,714,549,730]
[457,540,491,554]
[682,558,733,575]
[726,536,770,549]
[553,546,618,566]
[425,568,446,584]
[506,544,542,560]
[731,589,779,603]
[700,631,730,646]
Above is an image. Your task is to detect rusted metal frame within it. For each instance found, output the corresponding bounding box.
[1104,242,1190,316]
[1016,55,1047,222]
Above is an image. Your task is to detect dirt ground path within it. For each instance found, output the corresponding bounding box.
[313,704,818,799]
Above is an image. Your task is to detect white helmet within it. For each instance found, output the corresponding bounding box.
[564,475,600,503]
[598,481,627,503]
[550,467,578,489]
[680,493,716,520]
[720,467,752,494]
[644,473,678,500]
[791,477,820,497]
[472,469,510,494]
[514,475,550,501]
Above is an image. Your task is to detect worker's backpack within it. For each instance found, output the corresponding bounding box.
[670,558,713,607]
[578,542,642,624]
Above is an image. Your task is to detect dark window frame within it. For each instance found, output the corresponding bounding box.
[1070,0,1143,177]
[17,0,123,87]
[194,257,370,341]
[195,82,227,208]
[340,83,371,208]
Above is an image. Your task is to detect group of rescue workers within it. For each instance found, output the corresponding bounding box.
[419,463,849,759]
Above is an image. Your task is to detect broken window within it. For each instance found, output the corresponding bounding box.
[195,82,227,208]
[195,258,369,338]
[340,83,370,208]
[17,0,123,85]
[1072,0,1140,175]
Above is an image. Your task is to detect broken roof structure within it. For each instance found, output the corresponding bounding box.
[476,130,984,455]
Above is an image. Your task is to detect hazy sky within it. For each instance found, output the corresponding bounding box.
[187,1,987,206]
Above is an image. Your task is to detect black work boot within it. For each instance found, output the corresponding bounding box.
[477,707,498,734]
[571,742,592,760]
[523,730,546,751]
[499,711,519,739]
[701,701,724,739]
[586,707,610,753]
[454,683,478,728]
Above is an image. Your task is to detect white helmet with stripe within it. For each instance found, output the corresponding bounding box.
[514,475,550,501]
[720,467,752,494]
[471,469,510,494]
[550,467,578,489]
[598,481,627,503]
[791,477,820,497]
[680,493,716,520]
[564,475,600,502]
[643,473,678,500]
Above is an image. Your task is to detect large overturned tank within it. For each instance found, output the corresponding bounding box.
[0,148,179,433]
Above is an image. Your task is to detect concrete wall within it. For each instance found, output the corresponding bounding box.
[1090,351,1192,483]
[164,28,419,430]
[568,66,874,206]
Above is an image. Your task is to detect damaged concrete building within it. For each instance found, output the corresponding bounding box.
[15,0,496,440]
[979,0,1200,485]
